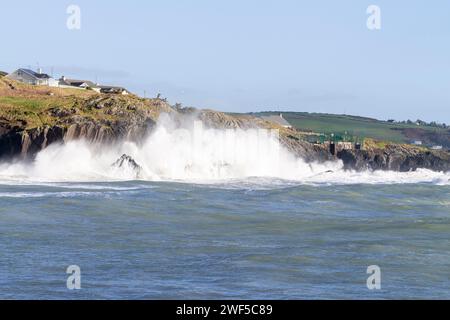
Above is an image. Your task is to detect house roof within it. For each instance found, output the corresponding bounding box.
[19,68,51,79]
[60,78,98,88]
[260,114,292,127]
[58,77,129,92]
[99,85,128,92]
[98,85,126,89]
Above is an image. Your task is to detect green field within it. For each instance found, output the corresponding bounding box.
[253,112,450,146]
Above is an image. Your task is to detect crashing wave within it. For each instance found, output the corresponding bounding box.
[0,116,448,185]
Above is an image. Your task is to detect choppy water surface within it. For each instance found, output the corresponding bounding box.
[0,180,449,299]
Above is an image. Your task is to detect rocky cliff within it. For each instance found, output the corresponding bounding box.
[0,78,173,160]
[337,144,450,172]
[0,78,449,172]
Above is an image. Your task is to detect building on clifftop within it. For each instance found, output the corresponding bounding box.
[6,68,58,86]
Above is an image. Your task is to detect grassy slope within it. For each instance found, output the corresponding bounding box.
[254,111,448,145]
[0,78,96,127]
[0,78,171,129]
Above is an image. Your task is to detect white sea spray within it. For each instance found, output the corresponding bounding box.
[0,114,449,185]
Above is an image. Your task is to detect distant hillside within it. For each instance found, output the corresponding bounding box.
[253,112,450,148]
[0,71,8,77]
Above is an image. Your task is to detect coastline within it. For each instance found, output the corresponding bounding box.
[1,78,449,175]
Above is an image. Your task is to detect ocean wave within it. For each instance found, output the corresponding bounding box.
[0,117,448,186]
[0,190,140,198]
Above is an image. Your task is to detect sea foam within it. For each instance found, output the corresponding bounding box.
[0,115,449,185]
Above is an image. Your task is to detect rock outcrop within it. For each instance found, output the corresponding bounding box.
[0,118,24,159]
[112,154,142,178]
[337,145,450,172]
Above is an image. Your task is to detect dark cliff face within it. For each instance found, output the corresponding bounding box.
[0,120,24,159]
[281,136,334,163]
[0,93,170,161]
[20,126,65,159]
[337,146,450,172]
[0,120,157,161]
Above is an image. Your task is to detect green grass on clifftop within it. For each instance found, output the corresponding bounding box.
[0,78,172,129]
[254,112,449,147]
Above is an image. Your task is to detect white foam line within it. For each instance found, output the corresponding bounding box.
[0,190,140,198]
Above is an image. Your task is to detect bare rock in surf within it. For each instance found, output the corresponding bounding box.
[112,154,142,179]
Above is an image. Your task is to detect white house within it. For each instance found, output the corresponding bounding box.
[59,76,101,92]
[6,68,58,87]
[58,76,129,94]
[260,113,293,129]
[98,85,129,95]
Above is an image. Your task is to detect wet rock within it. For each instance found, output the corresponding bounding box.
[20,126,66,159]
[337,146,450,172]
[49,107,76,118]
[112,154,142,178]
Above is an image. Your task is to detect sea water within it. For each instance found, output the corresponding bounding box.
[0,180,449,299]
[0,119,449,299]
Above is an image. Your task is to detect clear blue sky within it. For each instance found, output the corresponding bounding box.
[1,0,449,123]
